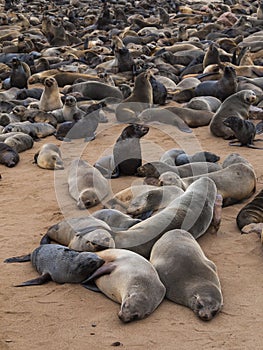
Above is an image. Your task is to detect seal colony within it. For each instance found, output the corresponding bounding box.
[1,0,263,337]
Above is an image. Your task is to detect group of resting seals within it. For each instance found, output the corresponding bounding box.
[2,0,263,326]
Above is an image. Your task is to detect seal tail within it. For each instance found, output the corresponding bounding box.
[4,254,31,263]
[14,273,52,287]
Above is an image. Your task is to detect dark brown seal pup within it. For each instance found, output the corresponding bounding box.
[113,124,149,177]
[9,57,31,89]
[236,189,263,231]
[195,66,237,101]
[115,70,153,123]
[175,151,220,166]
[0,142,19,167]
[4,244,105,287]
[150,229,223,321]
[223,116,263,149]
[82,249,166,323]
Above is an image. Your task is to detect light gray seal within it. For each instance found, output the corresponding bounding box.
[82,248,166,323]
[4,244,105,287]
[68,159,110,209]
[150,229,223,321]
[3,132,34,153]
[34,143,64,170]
[3,121,56,140]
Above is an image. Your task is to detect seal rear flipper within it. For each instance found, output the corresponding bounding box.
[81,262,117,284]
[135,210,153,220]
[81,280,102,293]
[14,273,52,287]
[40,234,51,244]
[4,254,31,263]
[111,166,120,178]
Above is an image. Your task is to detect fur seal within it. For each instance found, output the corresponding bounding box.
[175,151,220,166]
[185,96,221,112]
[177,163,256,207]
[3,121,56,140]
[223,116,263,149]
[236,189,263,231]
[137,161,222,178]
[4,133,34,153]
[111,177,217,258]
[4,244,105,287]
[159,148,185,166]
[62,95,85,121]
[150,229,223,321]
[210,90,257,139]
[0,142,19,167]
[112,124,149,177]
[163,106,214,128]
[39,77,63,112]
[195,66,237,101]
[115,70,153,123]
[82,248,166,323]
[68,159,109,209]
[40,216,115,251]
[92,209,141,231]
[221,153,253,169]
[34,143,64,170]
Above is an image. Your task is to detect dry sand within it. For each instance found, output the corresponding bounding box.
[1,114,263,350]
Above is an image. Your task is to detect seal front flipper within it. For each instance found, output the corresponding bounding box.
[4,254,31,263]
[40,233,51,245]
[14,273,52,287]
[81,262,117,285]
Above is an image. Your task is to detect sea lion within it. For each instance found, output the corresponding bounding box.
[82,248,166,323]
[175,151,220,166]
[223,116,263,149]
[4,133,34,153]
[115,70,153,123]
[137,161,222,178]
[40,216,115,251]
[150,229,223,321]
[92,209,141,231]
[3,121,56,140]
[236,189,263,231]
[195,66,237,101]
[210,90,257,139]
[111,177,217,258]
[39,77,63,112]
[0,142,19,167]
[113,124,149,177]
[68,159,110,209]
[4,244,105,287]
[176,163,256,207]
[34,143,64,170]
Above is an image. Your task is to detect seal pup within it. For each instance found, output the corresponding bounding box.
[9,57,31,89]
[150,229,223,321]
[210,90,257,139]
[175,151,220,166]
[40,216,115,252]
[112,124,149,177]
[115,70,153,123]
[62,95,85,121]
[39,77,63,112]
[159,148,185,166]
[4,244,105,287]
[4,133,34,153]
[0,142,19,167]
[34,143,64,170]
[68,159,110,209]
[236,189,263,231]
[82,249,166,323]
[111,177,217,258]
[92,209,141,231]
[223,116,263,149]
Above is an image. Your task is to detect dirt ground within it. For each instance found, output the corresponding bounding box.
[1,115,263,350]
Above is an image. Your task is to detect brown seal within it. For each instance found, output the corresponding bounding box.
[4,244,105,287]
[115,70,153,123]
[34,143,64,170]
[82,248,166,323]
[0,142,19,167]
[236,189,263,231]
[39,77,63,112]
[210,90,257,139]
[150,229,223,321]
[68,159,110,209]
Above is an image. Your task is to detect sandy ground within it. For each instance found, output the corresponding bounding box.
[1,113,263,350]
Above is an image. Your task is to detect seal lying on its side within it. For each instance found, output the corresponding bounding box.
[0,142,19,167]
[34,143,64,170]
[150,229,223,321]
[82,249,166,323]
[4,244,105,287]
